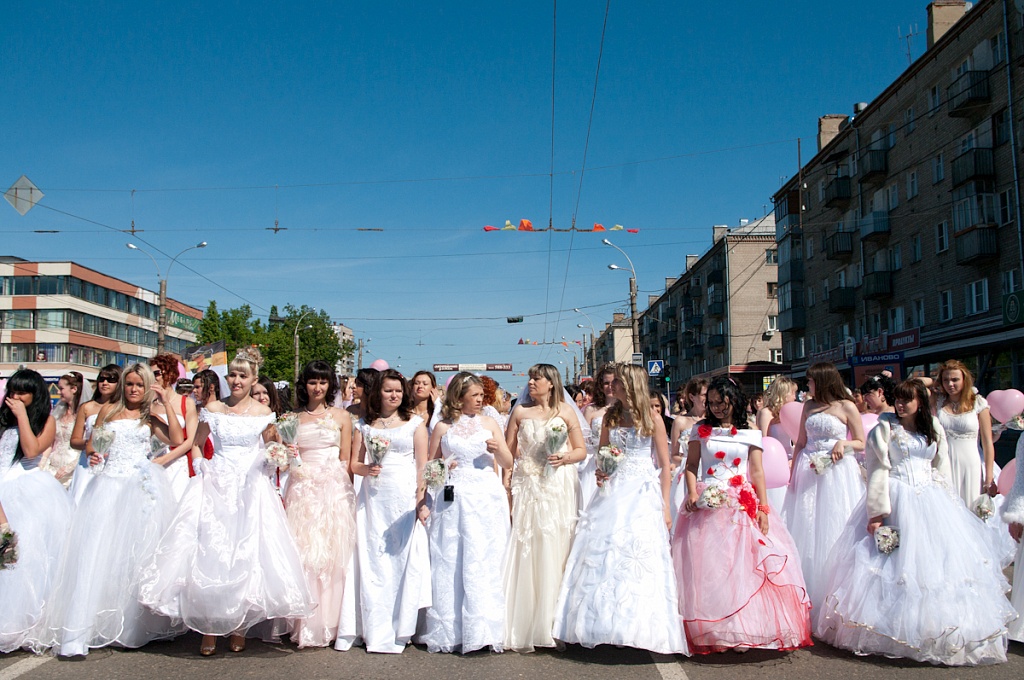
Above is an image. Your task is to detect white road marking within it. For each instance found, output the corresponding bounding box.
[0,656,52,680]
[649,652,690,680]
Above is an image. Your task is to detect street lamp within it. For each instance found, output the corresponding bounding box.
[602,239,639,355]
[127,240,207,353]
[293,309,316,393]
[574,307,598,377]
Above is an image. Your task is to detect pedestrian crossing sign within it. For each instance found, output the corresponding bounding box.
[647,360,664,376]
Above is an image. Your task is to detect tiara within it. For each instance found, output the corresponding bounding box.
[235,346,264,368]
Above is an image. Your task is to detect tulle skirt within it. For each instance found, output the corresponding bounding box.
[672,487,811,653]
[1009,539,1024,643]
[815,478,1016,666]
[0,470,73,653]
[284,459,357,648]
[44,464,183,655]
[577,454,598,513]
[552,473,688,655]
[164,455,190,503]
[781,452,864,609]
[68,451,95,506]
[138,459,312,636]
[502,463,579,652]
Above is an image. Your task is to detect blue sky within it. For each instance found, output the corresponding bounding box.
[2,0,927,393]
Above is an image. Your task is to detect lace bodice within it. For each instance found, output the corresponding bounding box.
[296,415,342,466]
[803,411,847,454]
[0,429,17,476]
[96,418,153,477]
[201,409,275,475]
[608,427,655,480]
[695,426,762,485]
[517,416,569,476]
[887,424,938,486]
[441,415,496,480]
[937,395,987,441]
[360,415,423,468]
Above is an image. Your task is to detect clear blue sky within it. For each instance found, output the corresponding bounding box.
[2,0,927,394]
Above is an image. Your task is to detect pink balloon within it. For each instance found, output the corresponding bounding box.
[760,436,790,489]
[987,389,1024,423]
[177,361,187,379]
[998,458,1017,496]
[445,374,455,388]
[369,359,389,371]
[860,413,879,437]
[779,401,803,443]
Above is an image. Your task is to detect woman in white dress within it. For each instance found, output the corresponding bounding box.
[148,353,198,502]
[421,373,512,653]
[139,348,311,656]
[39,372,84,488]
[1003,434,1024,643]
[45,363,184,656]
[0,370,73,654]
[669,377,707,529]
[780,362,865,610]
[817,379,1016,665]
[336,369,431,654]
[755,376,796,511]
[503,364,586,653]
[68,364,121,504]
[579,365,618,510]
[932,361,997,505]
[552,364,688,655]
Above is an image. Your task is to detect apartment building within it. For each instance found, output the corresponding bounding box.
[774,0,1024,390]
[591,312,634,371]
[331,322,356,376]
[638,215,785,395]
[0,257,203,381]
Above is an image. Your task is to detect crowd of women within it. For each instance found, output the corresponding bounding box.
[0,350,1023,667]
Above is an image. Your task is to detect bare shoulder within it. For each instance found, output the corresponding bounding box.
[204,400,228,414]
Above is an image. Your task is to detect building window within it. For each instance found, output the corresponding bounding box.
[768,315,779,331]
[992,32,1006,65]
[869,312,882,336]
[796,336,805,358]
[767,282,778,298]
[765,248,778,265]
[906,170,918,199]
[999,189,1015,225]
[888,306,905,332]
[965,279,989,315]
[936,221,949,253]
[928,85,941,114]
[904,107,915,134]
[770,349,783,363]
[807,287,816,306]
[912,298,925,327]
[994,108,1010,146]
[887,183,899,211]
[888,123,897,149]
[939,290,953,322]
[890,244,903,271]
[823,330,832,349]
[818,180,825,202]
[932,153,944,183]
[823,280,829,300]
[805,236,815,260]
[911,235,922,263]
[1002,269,1022,294]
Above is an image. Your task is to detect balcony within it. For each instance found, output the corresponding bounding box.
[685,345,704,360]
[775,213,801,241]
[859,211,891,242]
[859,148,889,184]
[708,334,726,349]
[688,285,703,299]
[827,287,857,313]
[955,226,999,265]
[824,177,852,208]
[686,314,704,328]
[779,307,806,331]
[952,147,995,187]
[947,70,991,118]
[863,271,893,299]
[707,301,725,317]
[660,329,676,344]
[706,269,724,285]
[826,231,855,260]
[778,258,804,284]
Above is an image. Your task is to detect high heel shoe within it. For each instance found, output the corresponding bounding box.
[199,635,217,656]
[228,633,246,652]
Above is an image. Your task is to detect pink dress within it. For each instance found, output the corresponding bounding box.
[671,425,812,653]
[285,415,357,647]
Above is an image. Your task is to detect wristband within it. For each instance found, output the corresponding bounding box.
[757,504,770,515]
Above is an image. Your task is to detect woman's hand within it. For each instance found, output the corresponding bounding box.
[547,452,572,468]
[1010,522,1023,542]
[830,440,846,462]
[595,468,609,487]
[88,451,104,467]
[368,464,382,477]
[663,508,672,532]
[150,383,170,405]
[684,490,700,513]
[757,510,769,535]
[485,438,499,454]
[867,517,884,535]
[4,398,26,420]
[416,503,430,525]
[983,477,998,497]
[287,444,299,458]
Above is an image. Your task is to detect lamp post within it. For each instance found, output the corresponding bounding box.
[127,241,207,354]
[603,239,639,355]
[293,309,316,391]
[575,310,597,377]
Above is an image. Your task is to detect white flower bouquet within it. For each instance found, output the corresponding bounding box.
[89,427,116,475]
[422,459,447,490]
[149,435,167,460]
[874,525,900,555]
[808,452,833,475]
[276,414,302,467]
[971,495,995,521]
[0,523,17,570]
[596,444,624,494]
[544,422,569,477]
[696,484,728,510]
[365,433,391,486]
[265,441,291,471]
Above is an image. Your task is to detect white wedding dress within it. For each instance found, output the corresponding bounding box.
[422,415,509,653]
[0,429,73,653]
[552,426,688,655]
[67,413,98,505]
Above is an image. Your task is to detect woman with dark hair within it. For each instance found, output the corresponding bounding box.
[251,376,283,416]
[672,377,811,654]
[668,377,707,529]
[860,374,896,416]
[346,367,379,424]
[817,380,1015,665]
[283,360,356,648]
[781,362,866,610]
[45,363,184,656]
[579,365,618,508]
[337,369,430,654]
[410,370,438,425]
[40,371,85,487]
[0,369,73,653]
[189,369,222,476]
[149,354,198,502]
[69,364,121,504]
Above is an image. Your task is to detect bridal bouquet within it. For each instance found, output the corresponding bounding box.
[695,484,728,510]
[149,435,167,460]
[422,459,448,490]
[276,414,302,467]
[874,526,900,554]
[265,441,290,470]
[89,427,116,475]
[971,495,996,521]
[596,444,624,494]
[544,422,569,477]
[0,524,17,570]
[808,452,833,475]
[365,433,391,486]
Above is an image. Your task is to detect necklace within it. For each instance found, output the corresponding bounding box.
[305,404,328,416]
[378,412,398,428]
[227,397,255,415]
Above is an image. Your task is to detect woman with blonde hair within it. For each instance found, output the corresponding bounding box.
[502,363,586,653]
[933,360,997,505]
[756,376,797,510]
[552,364,687,655]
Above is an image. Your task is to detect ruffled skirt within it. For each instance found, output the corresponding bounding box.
[816,478,1016,666]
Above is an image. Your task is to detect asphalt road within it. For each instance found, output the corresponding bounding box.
[1,634,1022,680]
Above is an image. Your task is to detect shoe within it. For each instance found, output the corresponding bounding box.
[229,634,246,652]
[200,635,217,656]
[734,646,750,654]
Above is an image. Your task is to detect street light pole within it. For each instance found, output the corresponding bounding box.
[127,241,207,354]
[293,309,315,392]
[574,308,597,377]
[603,239,639,356]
